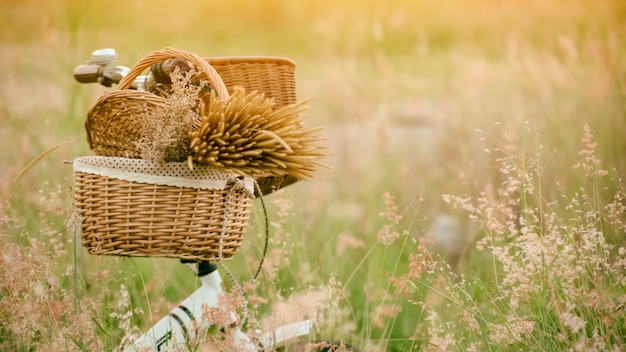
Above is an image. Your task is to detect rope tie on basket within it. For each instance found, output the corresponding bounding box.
[219,176,253,261]
[252,181,270,281]
[219,176,270,328]
[220,176,269,281]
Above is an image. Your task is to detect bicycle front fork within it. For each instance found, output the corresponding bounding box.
[123,262,256,351]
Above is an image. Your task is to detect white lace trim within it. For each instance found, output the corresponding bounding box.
[73,156,254,193]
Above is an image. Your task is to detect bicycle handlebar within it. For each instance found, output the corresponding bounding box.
[73,64,105,84]
[73,48,191,89]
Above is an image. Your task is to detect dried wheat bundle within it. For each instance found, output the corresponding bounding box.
[189,87,330,180]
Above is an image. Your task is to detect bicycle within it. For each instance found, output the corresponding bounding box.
[73,48,357,352]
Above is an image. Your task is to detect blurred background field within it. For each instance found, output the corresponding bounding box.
[1,0,625,350]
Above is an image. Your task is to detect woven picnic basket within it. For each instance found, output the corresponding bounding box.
[75,47,297,261]
[85,47,299,195]
[74,156,254,260]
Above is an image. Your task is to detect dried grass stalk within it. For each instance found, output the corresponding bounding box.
[138,70,203,162]
[189,87,330,180]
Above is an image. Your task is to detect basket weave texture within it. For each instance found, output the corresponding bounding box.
[75,176,251,260]
[76,47,290,260]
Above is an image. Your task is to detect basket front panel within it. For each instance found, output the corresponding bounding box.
[75,172,252,260]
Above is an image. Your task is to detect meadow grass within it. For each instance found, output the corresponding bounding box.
[1,0,625,350]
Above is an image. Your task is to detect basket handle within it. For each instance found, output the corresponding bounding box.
[116,47,230,99]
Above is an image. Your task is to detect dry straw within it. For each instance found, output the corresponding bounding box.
[189,87,331,180]
[139,69,202,163]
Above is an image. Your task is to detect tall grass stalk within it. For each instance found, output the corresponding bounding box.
[407,125,626,351]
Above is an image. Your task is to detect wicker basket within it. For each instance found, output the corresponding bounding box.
[85,47,299,195]
[74,156,254,261]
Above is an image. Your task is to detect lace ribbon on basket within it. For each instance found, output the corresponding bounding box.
[73,156,255,193]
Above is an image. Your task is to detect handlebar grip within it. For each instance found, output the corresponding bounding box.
[73,64,103,84]
[150,58,191,84]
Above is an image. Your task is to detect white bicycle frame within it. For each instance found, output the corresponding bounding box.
[124,261,313,351]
